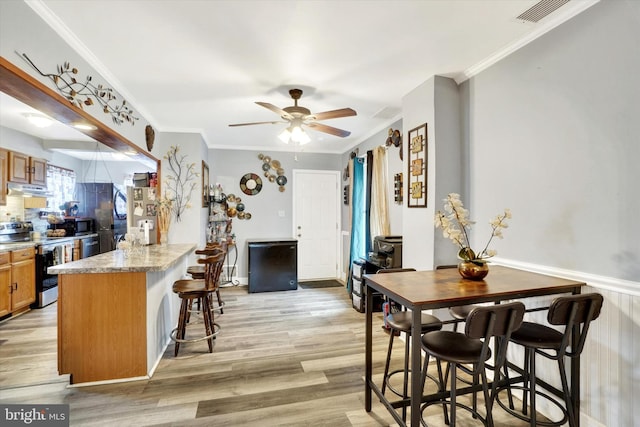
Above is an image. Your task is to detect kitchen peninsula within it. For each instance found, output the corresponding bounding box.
[48,243,196,385]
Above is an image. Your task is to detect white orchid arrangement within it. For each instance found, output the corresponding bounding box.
[434,193,511,265]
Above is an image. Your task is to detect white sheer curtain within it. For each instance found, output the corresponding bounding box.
[370,146,390,239]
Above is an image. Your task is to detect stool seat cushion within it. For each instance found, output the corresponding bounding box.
[449,304,476,320]
[510,321,564,350]
[421,330,491,364]
[387,311,442,333]
[172,279,207,295]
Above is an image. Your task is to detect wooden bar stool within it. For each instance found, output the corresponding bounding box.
[186,243,226,314]
[171,252,225,356]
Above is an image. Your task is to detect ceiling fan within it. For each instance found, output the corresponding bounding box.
[229,88,356,144]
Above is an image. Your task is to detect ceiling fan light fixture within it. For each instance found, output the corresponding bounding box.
[278,127,292,143]
[290,125,310,144]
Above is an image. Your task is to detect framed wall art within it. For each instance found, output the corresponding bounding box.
[407,123,427,207]
[202,160,209,207]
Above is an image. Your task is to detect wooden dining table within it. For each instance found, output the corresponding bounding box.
[363,265,585,426]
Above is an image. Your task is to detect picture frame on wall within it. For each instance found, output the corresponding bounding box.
[407,123,427,207]
[202,160,209,207]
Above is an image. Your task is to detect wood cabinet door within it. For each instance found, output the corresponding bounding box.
[30,157,47,186]
[11,258,35,311]
[0,149,7,205]
[8,151,29,183]
[0,262,11,317]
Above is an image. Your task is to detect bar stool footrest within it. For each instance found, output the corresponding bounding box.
[420,400,487,426]
[170,322,221,344]
[494,385,568,427]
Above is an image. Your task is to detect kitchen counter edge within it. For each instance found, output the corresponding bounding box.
[47,243,196,274]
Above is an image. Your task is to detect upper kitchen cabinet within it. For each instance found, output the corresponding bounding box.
[8,151,47,186]
[0,148,7,205]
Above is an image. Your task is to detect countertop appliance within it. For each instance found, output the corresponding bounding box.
[247,239,298,293]
[76,182,128,253]
[369,235,403,269]
[48,217,95,237]
[0,221,33,243]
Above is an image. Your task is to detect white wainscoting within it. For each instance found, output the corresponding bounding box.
[493,258,639,427]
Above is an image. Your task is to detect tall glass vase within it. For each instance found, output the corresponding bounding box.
[160,231,168,245]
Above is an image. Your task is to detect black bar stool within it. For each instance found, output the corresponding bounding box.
[496,293,603,427]
[376,268,443,423]
[420,301,525,426]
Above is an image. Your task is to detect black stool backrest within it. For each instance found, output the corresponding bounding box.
[547,293,603,358]
[466,302,525,340]
[198,251,226,291]
[466,301,526,371]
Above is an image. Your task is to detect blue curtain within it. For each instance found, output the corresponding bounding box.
[348,157,366,292]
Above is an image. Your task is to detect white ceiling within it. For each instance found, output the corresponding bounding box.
[10,0,597,155]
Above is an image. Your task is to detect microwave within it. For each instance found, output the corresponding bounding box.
[51,217,95,236]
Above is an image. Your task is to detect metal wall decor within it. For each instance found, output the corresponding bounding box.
[386,128,403,160]
[257,153,287,192]
[394,173,403,204]
[239,173,262,196]
[19,53,139,126]
[407,123,427,207]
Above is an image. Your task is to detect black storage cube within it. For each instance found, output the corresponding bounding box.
[247,239,298,293]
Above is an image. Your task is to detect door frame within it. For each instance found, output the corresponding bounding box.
[292,169,342,280]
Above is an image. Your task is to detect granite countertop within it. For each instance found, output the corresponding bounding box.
[0,241,37,252]
[47,243,196,274]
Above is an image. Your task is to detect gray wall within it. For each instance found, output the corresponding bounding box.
[458,1,639,425]
[208,148,341,279]
[462,0,639,281]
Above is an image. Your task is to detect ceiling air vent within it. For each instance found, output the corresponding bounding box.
[516,0,570,23]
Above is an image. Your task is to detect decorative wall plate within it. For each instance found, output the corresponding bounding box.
[240,173,262,195]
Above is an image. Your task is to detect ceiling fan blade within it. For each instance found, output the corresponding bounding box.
[306,122,351,138]
[228,120,285,127]
[256,102,293,120]
[311,108,357,121]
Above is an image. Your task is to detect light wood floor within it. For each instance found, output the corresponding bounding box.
[0,284,539,426]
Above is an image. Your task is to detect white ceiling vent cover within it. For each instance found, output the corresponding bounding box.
[517,0,571,23]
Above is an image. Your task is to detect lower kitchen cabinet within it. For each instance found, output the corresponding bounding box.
[0,253,10,317]
[0,248,36,318]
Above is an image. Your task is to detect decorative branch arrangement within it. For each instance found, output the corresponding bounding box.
[163,145,198,222]
[20,53,139,126]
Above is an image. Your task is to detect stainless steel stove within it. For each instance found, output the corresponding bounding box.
[0,221,33,243]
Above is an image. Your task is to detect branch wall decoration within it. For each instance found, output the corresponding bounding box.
[407,123,427,207]
[19,53,139,126]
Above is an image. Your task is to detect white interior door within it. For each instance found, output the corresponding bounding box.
[293,170,340,281]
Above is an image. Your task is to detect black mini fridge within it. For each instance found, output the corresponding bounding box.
[247,239,298,293]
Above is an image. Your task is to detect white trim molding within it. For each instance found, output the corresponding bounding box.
[492,257,640,297]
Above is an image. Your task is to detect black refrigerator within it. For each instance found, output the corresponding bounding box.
[76,182,128,253]
[247,239,298,293]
